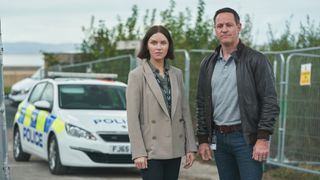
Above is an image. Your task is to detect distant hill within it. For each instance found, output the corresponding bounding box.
[3,42,81,54]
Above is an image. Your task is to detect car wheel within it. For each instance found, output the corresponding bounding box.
[13,128,31,161]
[48,135,67,174]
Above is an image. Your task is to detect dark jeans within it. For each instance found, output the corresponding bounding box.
[140,157,181,180]
[214,130,262,180]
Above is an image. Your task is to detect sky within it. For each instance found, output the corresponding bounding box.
[1,0,320,46]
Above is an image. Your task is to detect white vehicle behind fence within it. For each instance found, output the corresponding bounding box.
[9,67,44,105]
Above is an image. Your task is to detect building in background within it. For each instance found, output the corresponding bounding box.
[3,52,82,89]
[3,42,79,89]
[3,53,43,88]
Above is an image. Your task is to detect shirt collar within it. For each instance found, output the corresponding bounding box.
[218,49,224,61]
[148,60,170,74]
[219,49,234,63]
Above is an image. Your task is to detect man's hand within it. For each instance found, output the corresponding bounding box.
[252,139,269,162]
[198,143,212,161]
[134,156,148,169]
[184,152,195,169]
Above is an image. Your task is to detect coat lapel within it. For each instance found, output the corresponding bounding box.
[169,69,178,118]
[142,61,170,117]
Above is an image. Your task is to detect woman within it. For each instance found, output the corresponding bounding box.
[126,25,197,180]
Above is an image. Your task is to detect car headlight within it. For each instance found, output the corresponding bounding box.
[65,123,96,140]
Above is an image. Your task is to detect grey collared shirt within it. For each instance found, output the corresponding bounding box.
[211,49,241,125]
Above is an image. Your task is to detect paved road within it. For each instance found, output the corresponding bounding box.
[5,99,219,180]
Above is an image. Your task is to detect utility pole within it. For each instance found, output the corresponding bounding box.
[0,19,11,180]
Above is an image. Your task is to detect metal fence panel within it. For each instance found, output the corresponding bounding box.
[0,19,11,180]
[268,51,320,175]
[283,53,320,165]
[188,50,214,124]
[263,53,285,161]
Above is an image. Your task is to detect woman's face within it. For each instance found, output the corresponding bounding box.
[147,32,169,62]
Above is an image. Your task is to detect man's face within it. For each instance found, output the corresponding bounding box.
[214,12,241,46]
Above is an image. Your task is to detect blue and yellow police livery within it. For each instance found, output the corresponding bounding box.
[13,76,133,175]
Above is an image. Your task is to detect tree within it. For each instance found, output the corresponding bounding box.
[73,0,319,62]
[240,14,253,47]
[261,15,320,51]
[265,18,296,51]
[296,16,320,48]
[43,52,60,67]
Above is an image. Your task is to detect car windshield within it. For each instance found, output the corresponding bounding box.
[58,84,126,110]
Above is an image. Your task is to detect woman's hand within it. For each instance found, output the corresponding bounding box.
[134,156,148,169]
[183,152,195,169]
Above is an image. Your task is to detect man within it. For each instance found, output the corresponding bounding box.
[196,7,279,180]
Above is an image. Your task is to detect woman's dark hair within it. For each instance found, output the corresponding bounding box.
[137,25,175,60]
[213,7,240,25]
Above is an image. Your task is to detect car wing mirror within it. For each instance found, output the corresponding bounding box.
[34,100,51,112]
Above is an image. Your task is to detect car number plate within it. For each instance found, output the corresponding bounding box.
[111,145,130,154]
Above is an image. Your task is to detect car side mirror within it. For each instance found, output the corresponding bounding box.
[34,100,51,112]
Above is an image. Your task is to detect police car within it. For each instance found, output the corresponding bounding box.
[12,72,134,174]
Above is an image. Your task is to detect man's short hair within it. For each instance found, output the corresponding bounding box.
[213,7,240,25]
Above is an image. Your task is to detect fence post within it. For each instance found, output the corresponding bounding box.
[0,19,11,180]
[86,64,93,73]
[175,49,190,100]
[129,54,137,70]
[277,54,286,162]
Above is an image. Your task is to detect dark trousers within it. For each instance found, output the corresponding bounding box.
[140,157,181,180]
[214,130,263,180]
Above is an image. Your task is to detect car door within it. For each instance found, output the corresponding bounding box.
[35,82,54,158]
[19,82,47,154]
[21,81,56,157]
